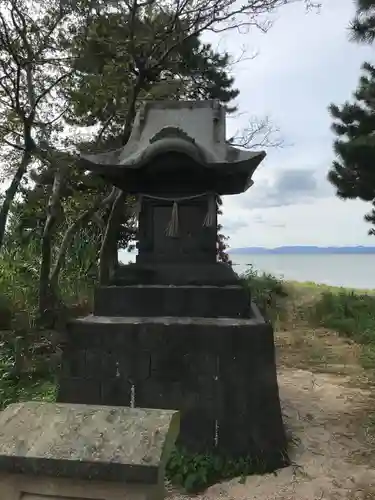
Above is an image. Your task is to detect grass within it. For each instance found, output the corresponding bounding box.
[309,289,375,333]
[165,446,284,493]
[0,242,95,410]
[0,377,56,411]
[240,272,375,373]
[240,265,289,324]
[310,290,375,341]
[283,280,375,372]
[289,280,375,296]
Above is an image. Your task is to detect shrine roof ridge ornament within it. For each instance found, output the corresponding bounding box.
[79,100,266,178]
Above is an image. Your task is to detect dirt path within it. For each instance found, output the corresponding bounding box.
[168,327,375,500]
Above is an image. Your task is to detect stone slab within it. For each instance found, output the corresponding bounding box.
[0,403,179,484]
[94,285,250,318]
[0,472,164,500]
[72,313,264,326]
[24,496,60,500]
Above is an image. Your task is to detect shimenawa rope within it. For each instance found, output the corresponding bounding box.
[133,192,217,237]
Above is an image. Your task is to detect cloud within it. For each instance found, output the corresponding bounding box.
[277,169,317,194]
[252,214,265,224]
[221,219,249,232]
[227,197,372,247]
[220,210,286,238]
[258,168,319,208]
[236,168,330,210]
[251,213,286,228]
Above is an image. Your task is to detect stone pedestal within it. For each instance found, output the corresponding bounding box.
[0,402,179,500]
[57,306,287,466]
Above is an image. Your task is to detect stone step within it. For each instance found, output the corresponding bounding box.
[111,262,239,286]
[94,285,250,318]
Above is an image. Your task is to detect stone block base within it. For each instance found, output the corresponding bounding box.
[0,474,164,500]
[58,306,288,468]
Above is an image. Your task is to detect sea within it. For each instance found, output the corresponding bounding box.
[230,253,375,290]
[119,252,375,289]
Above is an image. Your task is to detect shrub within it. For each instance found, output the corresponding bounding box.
[0,238,93,409]
[239,265,288,322]
[309,290,375,345]
[166,446,277,493]
[0,325,58,409]
[0,373,56,410]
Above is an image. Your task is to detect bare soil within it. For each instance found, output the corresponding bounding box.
[167,320,375,500]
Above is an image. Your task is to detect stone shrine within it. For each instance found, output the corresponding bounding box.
[57,100,288,469]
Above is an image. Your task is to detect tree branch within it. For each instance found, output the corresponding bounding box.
[32,71,74,112]
[2,137,25,151]
[0,149,32,249]
[228,116,285,150]
[50,187,117,286]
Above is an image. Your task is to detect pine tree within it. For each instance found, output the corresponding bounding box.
[351,0,375,43]
[63,11,239,145]
[328,62,375,233]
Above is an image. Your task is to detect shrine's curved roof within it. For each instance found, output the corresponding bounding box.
[79,100,266,195]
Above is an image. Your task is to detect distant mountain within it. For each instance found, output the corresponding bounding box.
[230,246,375,255]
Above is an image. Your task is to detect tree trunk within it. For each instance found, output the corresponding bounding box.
[0,150,32,249]
[99,189,126,285]
[38,165,65,323]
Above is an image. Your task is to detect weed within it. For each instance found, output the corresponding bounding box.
[0,330,57,409]
[166,446,277,493]
[239,265,288,322]
[0,376,56,410]
[0,237,95,405]
[307,345,328,365]
[309,291,375,344]
[308,290,375,369]
[360,345,375,371]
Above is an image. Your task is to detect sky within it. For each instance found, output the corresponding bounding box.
[210,0,375,249]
